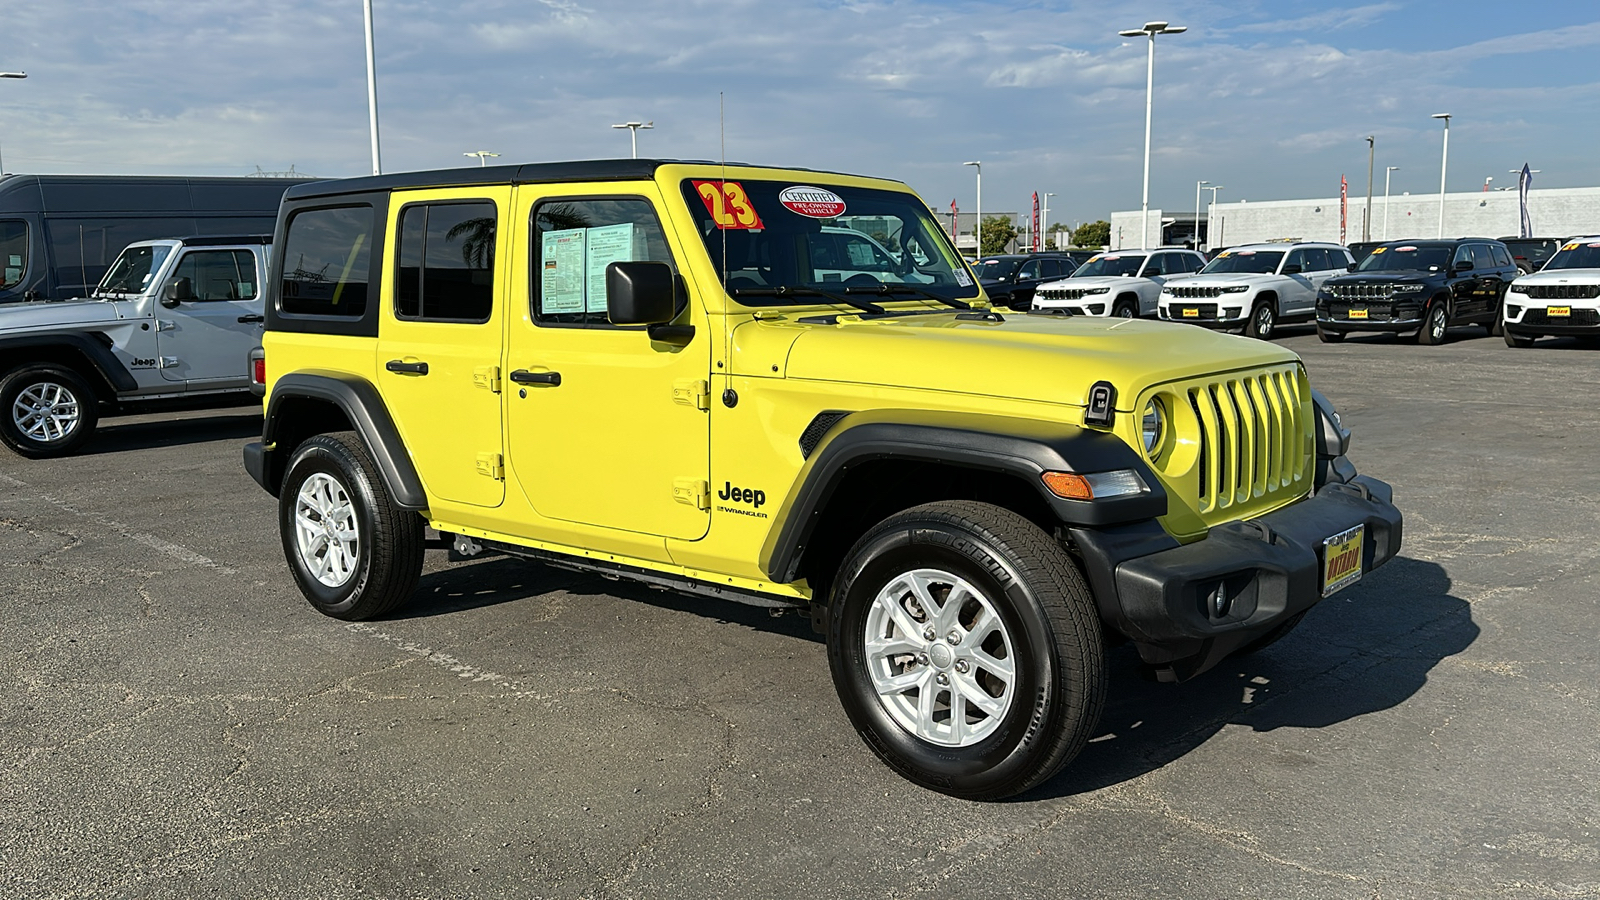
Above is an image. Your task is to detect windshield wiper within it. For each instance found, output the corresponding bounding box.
[731,285,885,316]
[843,283,971,310]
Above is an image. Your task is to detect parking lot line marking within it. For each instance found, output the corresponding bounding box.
[0,471,236,574]
[345,623,548,698]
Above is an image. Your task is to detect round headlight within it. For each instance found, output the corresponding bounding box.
[1141,399,1164,455]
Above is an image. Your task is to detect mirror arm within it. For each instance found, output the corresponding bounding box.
[647,323,695,342]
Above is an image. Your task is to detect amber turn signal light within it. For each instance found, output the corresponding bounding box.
[1041,472,1093,500]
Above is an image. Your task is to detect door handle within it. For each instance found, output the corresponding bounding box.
[385,359,429,376]
[509,369,561,386]
[237,314,264,324]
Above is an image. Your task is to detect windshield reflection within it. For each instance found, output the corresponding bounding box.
[96,245,171,297]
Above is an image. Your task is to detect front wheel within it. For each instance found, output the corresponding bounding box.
[1112,299,1137,319]
[1245,301,1277,339]
[1418,302,1450,345]
[1316,323,1345,343]
[827,501,1106,800]
[0,364,100,458]
[279,432,424,620]
[1504,329,1535,348]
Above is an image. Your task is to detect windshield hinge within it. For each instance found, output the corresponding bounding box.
[673,378,710,410]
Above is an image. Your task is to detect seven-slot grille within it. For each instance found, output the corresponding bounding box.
[1522,283,1600,300]
[1168,285,1226,299]
[1330,282,1400,301]
[1037,287,1094,301]
[1181,366,1310,517]
[1521,307,1600,326]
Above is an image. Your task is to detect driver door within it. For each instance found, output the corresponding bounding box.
[1279,248,1317,316]
[155,248,263,387]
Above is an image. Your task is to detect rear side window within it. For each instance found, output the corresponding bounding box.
[172,249,258,301]
[395,201,496,323]
[532,197,675,327]
[0,220,26,289]
[280,206,375,317]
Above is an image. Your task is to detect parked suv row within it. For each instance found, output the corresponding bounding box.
[1314,238,1518,344]
[1158,242,1355,339]
[1031,248,1205,317]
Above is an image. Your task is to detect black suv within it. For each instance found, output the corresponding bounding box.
[1315,238,1519,344]
[1497,237,1562,274]
[971,253,1077,310]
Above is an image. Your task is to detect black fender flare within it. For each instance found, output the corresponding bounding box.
[0,332,138,395]
[255,371,426,510]
[760,409,1167,584]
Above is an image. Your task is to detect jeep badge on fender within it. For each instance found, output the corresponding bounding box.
[245,158,1402,801]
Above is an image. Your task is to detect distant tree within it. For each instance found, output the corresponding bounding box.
[980,216,1018,255]
[1071,220,1111,248]
[1045,222,1071,249]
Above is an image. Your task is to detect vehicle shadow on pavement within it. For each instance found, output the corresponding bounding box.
[82,411,263,455]
[390,553,822,642]
[1025,555,1476,801]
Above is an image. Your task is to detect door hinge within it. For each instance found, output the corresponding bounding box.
[155,320,175,332]
[158,356,179,369]
[672,477,710,509]
[474,365,501,393]
[475,452,504,480]
[673,378,710,410]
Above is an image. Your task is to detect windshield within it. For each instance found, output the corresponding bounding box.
[97,245,172,297]
[1356,245,1450,272]
[1072,253,1146,277]
[972,258,1020,281]
[1200,249,1283,275]
[680,179,979,307]
[1542,240,1600,271]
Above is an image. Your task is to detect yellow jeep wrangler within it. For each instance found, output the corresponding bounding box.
[245,160,1402,799]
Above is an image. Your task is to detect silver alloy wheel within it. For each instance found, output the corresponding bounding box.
[11,380,81,443]
[1254,304,1274,337]
[864,568,1016,747]
[1429,306,1447,340]
[294,472,360,588]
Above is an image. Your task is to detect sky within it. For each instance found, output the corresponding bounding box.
[2,0,1598,230]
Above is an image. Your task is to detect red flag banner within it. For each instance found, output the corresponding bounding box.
[1340,176,1348,245]
[1031,192,1041,252]
[950,199,959,243]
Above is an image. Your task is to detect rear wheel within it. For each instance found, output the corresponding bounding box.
[1418,301,1450,345]
[279,432,424,620]
[1316,324,1345,343]
[0,364,100,458]
[1245,301,1277,339]
[827,500,1106,800]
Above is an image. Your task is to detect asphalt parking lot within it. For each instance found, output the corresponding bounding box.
[3,325,1597,900]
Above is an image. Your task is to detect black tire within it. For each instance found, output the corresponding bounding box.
[1232,611,1308,657]
[1504,329,1535,348]
[1487,306,1504,336]
[0,364,100,458]
[1245,301,1276,339]
[278,431,424,620]
[1111,298,1137,319]
[1316,324,1345,343]
[826,500,1106,800]
[1418,301,1450,345]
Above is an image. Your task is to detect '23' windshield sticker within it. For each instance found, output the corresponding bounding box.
[693,180,765,230]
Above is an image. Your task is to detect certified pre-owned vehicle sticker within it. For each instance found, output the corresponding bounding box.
[693,180,765,230]
[779,186,847,218]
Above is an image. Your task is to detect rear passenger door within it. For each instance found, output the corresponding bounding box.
[375,188,511,509]
[155,246,263,387]
[1469,243,1503,320]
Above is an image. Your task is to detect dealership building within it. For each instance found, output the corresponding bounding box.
[1108,185,1600,251]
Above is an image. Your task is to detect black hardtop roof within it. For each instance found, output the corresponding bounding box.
[168,234,272,246]
[1377,237,1502,246]
[282,158,891,202]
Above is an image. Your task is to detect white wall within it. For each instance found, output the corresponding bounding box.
[1109,207,1164,249]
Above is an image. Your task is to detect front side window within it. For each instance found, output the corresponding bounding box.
[1200,249,1284,275]
[1470,244,1496,271]
[96,244,172,297]
[973,258,1020,281]
[1453,244,1474,268]
[172,249,258,301]
[679,179,978,306]
[532,197,675,326]
[0,220,26,290]
[396,201,496,322]
[280,206,375,317]
[1016,259,1043,280]
[1074,253,1146,277]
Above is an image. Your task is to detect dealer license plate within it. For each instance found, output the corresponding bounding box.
[1182,307,1200,318]
[1347,308,1369,320]
[1548,306,1571,317]
[1322,525,1365,597]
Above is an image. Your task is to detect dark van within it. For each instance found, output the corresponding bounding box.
[0,174,309,304]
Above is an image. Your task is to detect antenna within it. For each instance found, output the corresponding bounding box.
[719,92,727,288]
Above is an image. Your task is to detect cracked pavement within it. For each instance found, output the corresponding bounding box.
[2,331,1597,899]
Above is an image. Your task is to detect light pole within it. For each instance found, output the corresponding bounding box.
[463,151,499,167]
[1119,21,1186,251]
[1203,184,1222,251]
[1364,136,1374,242]
[1383,166,1399,239]
[362,0,381,175]
[1432,112,1451,238]
[611,121,653,159]
[0,72,24,176]
[964,161,982,255]
[1483,176,1493,192]
[1042,192,1055,249]
[1195,180,1210,250]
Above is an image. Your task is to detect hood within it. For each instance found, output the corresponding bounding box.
[1323,272,1435,287]
[1514,268,1600,286]
[776,311,1298,411]
[0,299,125,333]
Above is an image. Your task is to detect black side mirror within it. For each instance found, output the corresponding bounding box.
[606,261,676,326]
[1453,260,1474,272]
[1347,263,1358,272]
[161,276,193,308]
[1281,264,1303,275]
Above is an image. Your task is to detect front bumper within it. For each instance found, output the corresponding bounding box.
[1158,302,1248,328]
[1503,303,1600,337]
[1072,472,1402,681]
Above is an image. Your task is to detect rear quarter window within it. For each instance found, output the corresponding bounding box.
[280,206,375,317]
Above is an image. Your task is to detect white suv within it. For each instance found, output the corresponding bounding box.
[1031,248,1204,317]
[1502,236,1600,348]
[1159,242,1354,339]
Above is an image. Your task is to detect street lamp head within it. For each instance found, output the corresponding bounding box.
[1117,29,1144,37]
[1431,113,1452,121]
[0,72,25,79]
[963,160,980,169]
